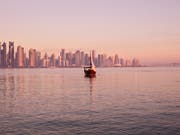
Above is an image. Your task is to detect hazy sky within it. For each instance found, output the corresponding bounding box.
[0,0,180,64]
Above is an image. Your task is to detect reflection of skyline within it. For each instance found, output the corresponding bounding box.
[0,70,28,98]
[0,71,16,114]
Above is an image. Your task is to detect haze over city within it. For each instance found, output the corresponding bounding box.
[0,0,180,65]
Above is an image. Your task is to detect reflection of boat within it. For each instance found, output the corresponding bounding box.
[84,51,96,77]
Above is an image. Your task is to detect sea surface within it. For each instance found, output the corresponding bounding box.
[0,67,180,135]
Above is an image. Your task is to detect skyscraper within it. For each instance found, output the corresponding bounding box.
[57,56,61,67]
[35,51,41,67]
[66,52,73,66]
[80,51,85,66]
[84,53,88,66]
[97,54,101,67]
[75,50,81,67]
[132,58,140,67]
[60,49,66,67]
[114,54,119,65]
[8,41,15,67]
[29,48,36,68]
[50,53,56,67]
[42,53,49,68]
[119,58,125,67]
[1,42,7,67]
[125,59,131,67]
[16,46,24,68]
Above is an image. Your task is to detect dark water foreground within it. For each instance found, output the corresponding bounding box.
[0,68,180,135]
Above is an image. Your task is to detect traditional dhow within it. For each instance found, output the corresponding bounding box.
[84,52,96,77]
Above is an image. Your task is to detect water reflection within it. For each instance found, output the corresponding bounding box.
[0,72,15,99]
[84,75,96,95]
[0,68,180,135]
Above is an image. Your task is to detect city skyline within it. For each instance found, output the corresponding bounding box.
[0,41,141,68]
[0,0,180,64]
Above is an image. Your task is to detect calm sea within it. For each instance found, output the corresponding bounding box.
[0,67,180,135]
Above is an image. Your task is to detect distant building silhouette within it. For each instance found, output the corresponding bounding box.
[119,58,125,67]
[114,54,119,65]
[75,50,80,67]
[84,53,89,66]
[80,51,85,66]
[50,53,56,67]
[1,42,7,67]
[8,41,15,67]
[60,49,66,67]
[35,51,41,67]
[29,48,36,68]
[42,53,49,68]
[132,58,140,67]
[0,41,141,68]
[16,46,25,68]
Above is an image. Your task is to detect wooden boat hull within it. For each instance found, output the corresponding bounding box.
[84,68,96,77]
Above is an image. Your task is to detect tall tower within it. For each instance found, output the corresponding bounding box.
[16,46,24,68]
[60,49,66,67]
[114,54,119,65]
[80,51,85,66]
[50,53,56,67]
[75,50,80,67]
[29,48,36,68]
[1,42,7,67]
[35,51,41,67]
[8,41,15,67]
[85,53,89,65]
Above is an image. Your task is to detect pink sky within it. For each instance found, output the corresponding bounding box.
[0,0,180,64]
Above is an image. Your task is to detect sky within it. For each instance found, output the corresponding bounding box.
[0,0,180,64]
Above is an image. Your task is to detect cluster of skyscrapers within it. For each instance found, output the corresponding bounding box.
[0,42,141,68]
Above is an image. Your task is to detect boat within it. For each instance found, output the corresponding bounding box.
[84,51,96,77]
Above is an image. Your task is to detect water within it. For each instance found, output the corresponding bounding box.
[0,67,180,135]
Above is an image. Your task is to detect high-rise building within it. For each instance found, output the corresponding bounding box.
[114,54,119,65]
[42,53,49,68]
[75,50,81,67]
[29,49,36,68]
[97,54,101,67]
[60,49,66,67]
[23,53,28,67]
[1,42,7,67]
[16,46,24,68]
[68,51,73,66]
[50,53,56,67]
[119,58,125,67]
[8,41,15,67]
[106,56,113,67]
[35,51,41,67]
[102,53,107,66]
[84,53,89,65]
[132,58,140,67]
[125,59,131,67]
[80,51,85,66]
[57,56,61,67]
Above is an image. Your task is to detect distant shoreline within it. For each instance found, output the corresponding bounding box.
[0,66,179,69]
